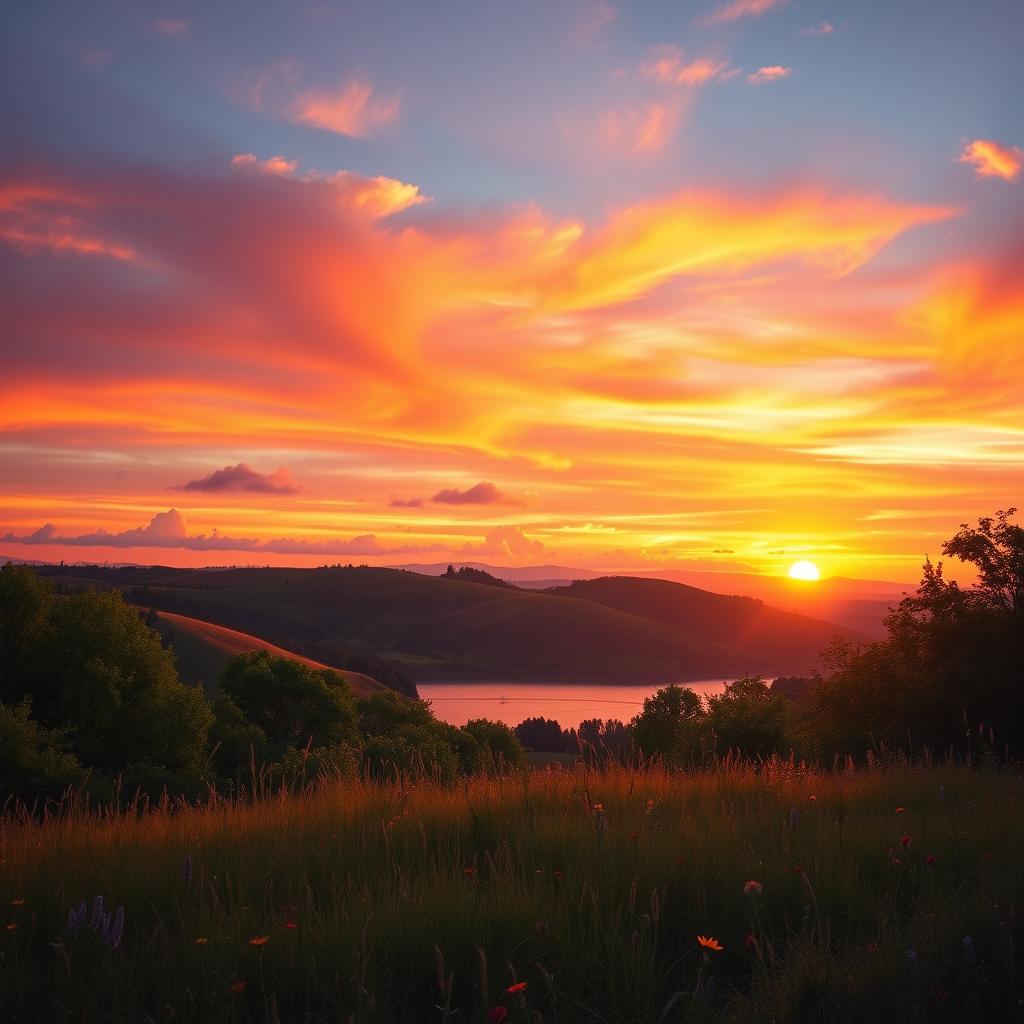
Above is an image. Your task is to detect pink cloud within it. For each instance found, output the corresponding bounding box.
[430,482,520,506]
[173,463,298,495]
[292,79,399,138]
[639,46,732,86]
[958,139,1023,182]
[700,0,787,27]
[601,101,680,156]
[231,153,299,176]
[152,19,188,36]
[747,65,793,85]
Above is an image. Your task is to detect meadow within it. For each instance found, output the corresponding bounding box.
[2,759,1021,1023]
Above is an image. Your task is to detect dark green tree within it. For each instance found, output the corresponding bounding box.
[706,676,788,757]
[632,685,707,764]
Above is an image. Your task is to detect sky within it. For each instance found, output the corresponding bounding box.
[2,0,1023,582]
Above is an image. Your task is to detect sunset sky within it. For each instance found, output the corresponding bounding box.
[2,1,1022,582]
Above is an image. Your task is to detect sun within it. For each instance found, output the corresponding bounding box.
[788,560,821,581]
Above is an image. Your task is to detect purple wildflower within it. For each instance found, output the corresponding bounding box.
[67,901,87,935]
[184,855,193,886]
[90,895,104,930]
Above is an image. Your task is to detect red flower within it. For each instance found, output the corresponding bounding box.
[507,981,527,994]
[228,980,247,993]
[284,921,297,929]
[900,834,912,848]
[488,1008,509,1024]
[553,869,564,881]
[924,854,937,866]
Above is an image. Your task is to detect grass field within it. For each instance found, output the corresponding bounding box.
[2,760,1021,1023]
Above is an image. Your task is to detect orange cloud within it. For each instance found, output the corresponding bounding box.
[639,46,732,86]
[325,171,428,218]
[747,65,793,84]
[700,0,787,27]
[293,79,399,137]
[958,139,1023,181]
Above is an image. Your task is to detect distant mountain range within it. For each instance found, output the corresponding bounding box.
[36,564,870,686]
[393,561,914,638]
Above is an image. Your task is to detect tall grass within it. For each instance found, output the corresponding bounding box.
[2,758,1021,1022]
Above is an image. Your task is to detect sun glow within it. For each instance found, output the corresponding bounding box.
[788,560,821,581]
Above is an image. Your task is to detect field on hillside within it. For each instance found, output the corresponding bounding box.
[2,761,1021,1024]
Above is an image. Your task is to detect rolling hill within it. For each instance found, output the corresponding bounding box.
[37,564,867,684]
[146,610,385,698]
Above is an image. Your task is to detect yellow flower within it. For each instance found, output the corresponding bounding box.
[697,935,723,951]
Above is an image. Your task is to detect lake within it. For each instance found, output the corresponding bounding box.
[418,679,733,729]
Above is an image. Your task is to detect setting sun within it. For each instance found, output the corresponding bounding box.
[788,560,821,582]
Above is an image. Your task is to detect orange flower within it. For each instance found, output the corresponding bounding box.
[228,980,247,993]
[895,807,906,814]
[592,803,604,813]
[249,935,269,947]
[10,899,25,907]
[507,981,527,994]
[195,937,208,946]
[697,935,723,951]
[5,923,16,931]
[743,880,763,896]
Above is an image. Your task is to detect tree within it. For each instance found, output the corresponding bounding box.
[802,509,1024,757]
[0,563,53,701]
[463,718,524,768]
[218,651,359,758]
[632,685,707,765]
[706,676,788,757]
[0,700,81,798]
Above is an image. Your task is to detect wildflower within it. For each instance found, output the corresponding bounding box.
[905,948,919,971]
[808,795,817,802]
[184,855,193,886]
[249,935,269,947]
[67,901,87,936]
[900,834,912,848]
[895,807,906,814]
[553,869,564,881]
[924,854,937,867]
[867,942,878,954]
[507,981,527,994]
[228,980,247,993]
[195,937,208,946]
[744,932,758,951]
[646,799,655,811]
[697,935,724,951]
[284,921,297,929]
[5,923,16,931]
[463,867,477,876]
[10,899,25,907]
[743,880,763,896]
[488,1008,510,1024]
[592,803,604,813]
[891,858,902,867]
[106,906,125,949]
[962,935,976,963]
[793,865,803,875]
[629,831,639,843]
[90,895,104,930]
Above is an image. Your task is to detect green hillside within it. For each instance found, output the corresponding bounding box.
[146,609,385,698]
[37,564,864,682]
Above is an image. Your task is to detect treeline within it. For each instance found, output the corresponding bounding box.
[0,566,522,803]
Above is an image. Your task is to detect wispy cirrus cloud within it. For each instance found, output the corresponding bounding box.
[800,21,835,36]
[958,139,1023,181]
[639,46,733,86]
[699,0,786,27]
[747,65,793,85]
[173,463,298,495]
[292,79,399,137]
